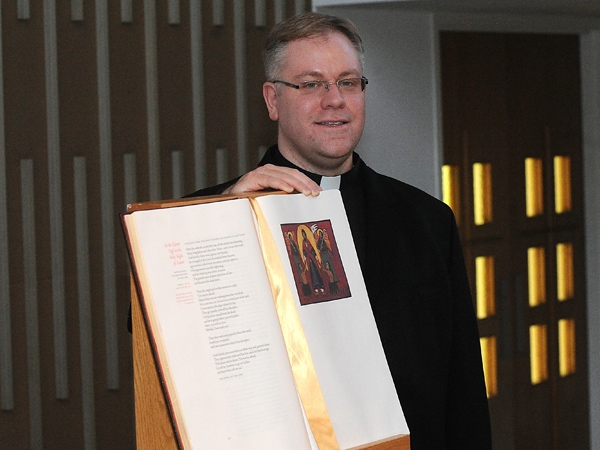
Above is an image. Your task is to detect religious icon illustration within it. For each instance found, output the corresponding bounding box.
[281,220,351,305]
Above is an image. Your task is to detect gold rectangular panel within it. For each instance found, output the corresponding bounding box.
[554,156,572,214]
[556,242,574,301]
[527,247,546,307]
[525,157,544,217]
[530,324,548,385]
[473,163,493,225]
[480,336,498,398]
[558,318,576,377]
[475,256,495,319]
[442,164,461,224]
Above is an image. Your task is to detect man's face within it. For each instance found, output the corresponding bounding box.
[263,32,366,176]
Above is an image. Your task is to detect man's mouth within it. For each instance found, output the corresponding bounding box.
[316,121,347,126]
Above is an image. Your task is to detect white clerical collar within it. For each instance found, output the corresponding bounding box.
[319,175,341,190]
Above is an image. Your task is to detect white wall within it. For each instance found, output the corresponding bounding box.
[316,4,600,449]
[581,29,600,450]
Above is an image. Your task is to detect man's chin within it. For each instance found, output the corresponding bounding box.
[313,150,354,174]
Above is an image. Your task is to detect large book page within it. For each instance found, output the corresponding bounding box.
[255,190,409,449]
[124,199,311,450]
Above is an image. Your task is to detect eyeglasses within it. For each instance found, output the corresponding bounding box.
[271,76,368,95]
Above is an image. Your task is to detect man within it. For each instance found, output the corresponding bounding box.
[186,12,492,450]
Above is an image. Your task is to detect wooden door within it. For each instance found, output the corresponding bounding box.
[440,32,589,450]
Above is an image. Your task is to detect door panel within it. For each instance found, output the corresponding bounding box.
[440,32,589,450]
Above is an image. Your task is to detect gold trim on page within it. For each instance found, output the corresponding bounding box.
[250,198,340,450]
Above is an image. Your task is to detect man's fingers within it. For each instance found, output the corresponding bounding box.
[224,165,322,196]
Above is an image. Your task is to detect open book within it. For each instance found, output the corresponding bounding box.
[123,190,409,450]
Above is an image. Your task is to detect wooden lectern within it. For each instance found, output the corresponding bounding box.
[131,278,410,450]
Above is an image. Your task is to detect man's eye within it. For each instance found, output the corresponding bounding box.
[339,79,357,88]
[301,81,321,89]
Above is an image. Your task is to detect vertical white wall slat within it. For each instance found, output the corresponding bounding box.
[17,0,30,20]
[233,0,248,175]
[74,157,96,450]
[124,153,137,205]
[21,159,43,450]
[274,0,285,24]
[0,1,13,412]
[171,150,183,199]
[213,0,225,26]
[145,0,161,200]
[71,0,83,21]
[216,148,228,184]
[96,0,119,390]
[255,0,267,27]
[190,1,206,189]
[258,145,267,161]
[168,0,180,25]
[121,0,133,23]
[44,0,69,400]
[295,0,306,16]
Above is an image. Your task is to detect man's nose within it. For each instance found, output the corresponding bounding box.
[321,82,345,106]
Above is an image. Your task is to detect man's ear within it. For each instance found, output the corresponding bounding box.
[263,82,279,121]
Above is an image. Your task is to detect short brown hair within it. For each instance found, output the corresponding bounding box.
[263,12,364,81]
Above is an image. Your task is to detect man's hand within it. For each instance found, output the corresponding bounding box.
[222,164,322,196]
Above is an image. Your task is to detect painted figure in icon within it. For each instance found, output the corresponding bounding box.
[316,227,339,294]
[300,227,325,296]
[285,230,311,296]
